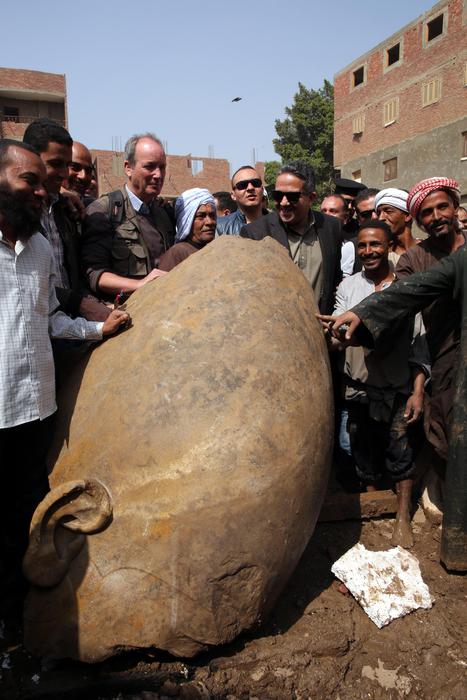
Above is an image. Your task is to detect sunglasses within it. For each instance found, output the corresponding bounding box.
[271,190,303,204]
[234,178,262,190]
[357,209,375,220]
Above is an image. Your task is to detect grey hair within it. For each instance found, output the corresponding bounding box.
[124,133,164,166]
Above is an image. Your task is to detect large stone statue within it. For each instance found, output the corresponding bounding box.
[23,236,333,662]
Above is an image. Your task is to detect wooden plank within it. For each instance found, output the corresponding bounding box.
[318,489,398,522]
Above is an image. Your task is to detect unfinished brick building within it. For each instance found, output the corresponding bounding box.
[0,67,67,139]
[334,0,467,201]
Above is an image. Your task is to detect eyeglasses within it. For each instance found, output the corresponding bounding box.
[233,178,262,190]
[357,208,375,221]
[271,190,303,204]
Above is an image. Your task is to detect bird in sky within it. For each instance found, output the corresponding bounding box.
[231,97,242,102]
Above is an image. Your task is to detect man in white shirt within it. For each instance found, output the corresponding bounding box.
[0,139,130,600]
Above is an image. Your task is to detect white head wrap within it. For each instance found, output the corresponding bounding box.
[374,188,409,214]
[175,188,216,242]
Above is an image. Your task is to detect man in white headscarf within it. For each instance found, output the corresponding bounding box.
[375,188,418,265]
[158,188,216,271]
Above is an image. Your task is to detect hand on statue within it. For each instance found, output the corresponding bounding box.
[102,309,132,336]
[137,268,168,288]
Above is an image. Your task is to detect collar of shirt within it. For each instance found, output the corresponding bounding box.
[361,268,395,290]
[0,229,28,255]
[47,192,59,214]
[125,184,153,214]
[285,210,316,238]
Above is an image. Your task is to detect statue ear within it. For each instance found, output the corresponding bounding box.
[23,479,112,588]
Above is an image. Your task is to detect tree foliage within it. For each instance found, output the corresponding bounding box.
[271,80,334,199]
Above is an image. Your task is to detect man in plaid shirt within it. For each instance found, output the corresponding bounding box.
[0,139,130,607]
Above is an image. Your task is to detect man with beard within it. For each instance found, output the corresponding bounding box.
[0,139,130,604]
[395,178,464,463]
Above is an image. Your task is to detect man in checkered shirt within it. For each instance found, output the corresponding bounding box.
[0,139,130,605]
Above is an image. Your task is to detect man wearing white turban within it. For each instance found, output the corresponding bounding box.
[158,188,216,271]
[375,188,418,265]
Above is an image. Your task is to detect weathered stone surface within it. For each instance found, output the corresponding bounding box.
[23,236,333,662]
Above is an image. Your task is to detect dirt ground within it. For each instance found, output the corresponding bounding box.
[1,509,466,700]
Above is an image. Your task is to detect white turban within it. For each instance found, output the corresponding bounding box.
[374,188,409,214]
[175,188,216,242]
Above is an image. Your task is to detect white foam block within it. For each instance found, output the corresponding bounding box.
[331,543,433,628]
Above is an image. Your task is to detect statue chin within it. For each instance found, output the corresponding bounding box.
[23,237,333,663]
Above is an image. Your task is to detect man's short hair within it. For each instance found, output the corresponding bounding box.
[358,219,392,240]
[23,118,72,153]
[279,161,315,194]
[354,187,380,208]
[124,133,164,166]
[0,138,39,172]
[231,165,258,187]
[321,193,347,209]
[213,191,237,213]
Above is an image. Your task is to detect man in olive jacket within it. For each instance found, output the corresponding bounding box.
[82,133,174,302]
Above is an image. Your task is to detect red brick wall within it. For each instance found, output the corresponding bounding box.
[0,67,65,95]
[92,149,266,199]
[334,0,467,167]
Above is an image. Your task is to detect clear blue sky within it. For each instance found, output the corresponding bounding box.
[1,0,433,172]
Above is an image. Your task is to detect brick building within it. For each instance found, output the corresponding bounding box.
[0,67,67,139]
[91,149,235,200]
[0,66,264,199]
[334,0,467,201]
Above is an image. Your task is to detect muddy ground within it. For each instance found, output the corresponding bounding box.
[1,510,466,700]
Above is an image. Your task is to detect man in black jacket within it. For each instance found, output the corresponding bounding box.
[240,161,342,314]
[23,119,109,322]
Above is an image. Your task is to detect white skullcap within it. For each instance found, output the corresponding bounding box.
[374,188,409,214]
[175,188,216,242]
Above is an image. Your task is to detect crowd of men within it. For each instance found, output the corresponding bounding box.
[1,118,466,613]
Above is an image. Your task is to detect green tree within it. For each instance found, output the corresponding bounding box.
[272,80,334,199]
[264,160,281,187]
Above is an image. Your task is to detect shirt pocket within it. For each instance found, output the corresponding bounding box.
[111,234,148,277]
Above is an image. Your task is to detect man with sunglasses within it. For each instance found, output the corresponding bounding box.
[354,188,379,226]
[240,161,342,315]
[217,166,265,236]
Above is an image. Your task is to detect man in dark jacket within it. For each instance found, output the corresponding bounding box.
[240,161,342,315]
[23,119,109,321]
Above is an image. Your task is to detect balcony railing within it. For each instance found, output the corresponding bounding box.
[1,115,66,126]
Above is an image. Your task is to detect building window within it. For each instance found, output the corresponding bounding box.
[462,132,467,159]
[190,158,203,176]
[3,106,19,122]
[353,66,365,87]
[352,170,362,183]
[383,97,399,126]
[427,14,443,41]
[352,112,365,135]
[383,157,398,182]
[422,77,442,106]
[386,43,400,66]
